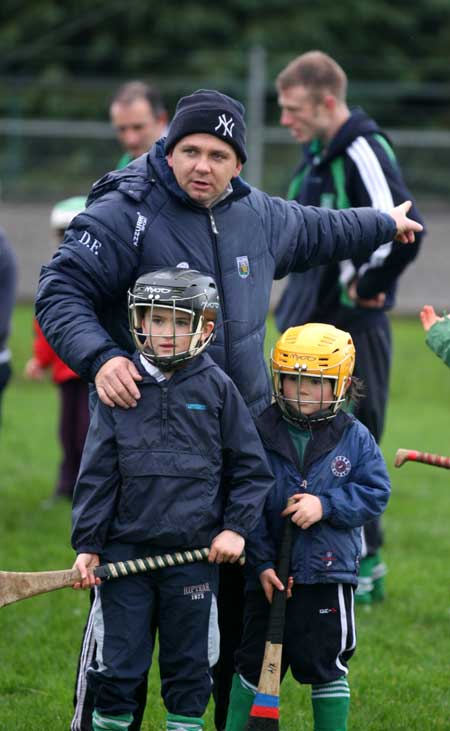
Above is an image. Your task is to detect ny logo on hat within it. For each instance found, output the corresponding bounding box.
[215,114,234,138]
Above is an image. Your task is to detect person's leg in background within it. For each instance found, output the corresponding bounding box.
[351,322,391,604]
[213,562,246,730]
[0,360,12,430]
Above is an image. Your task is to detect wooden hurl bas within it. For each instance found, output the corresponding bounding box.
[394,448,450,470]
[246,501,296,731]
[0,547,244,609]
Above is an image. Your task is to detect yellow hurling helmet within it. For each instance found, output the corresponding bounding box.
[271,323,356,425]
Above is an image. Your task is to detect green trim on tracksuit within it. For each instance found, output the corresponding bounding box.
[92,710,133,730]
[166,712,204,731]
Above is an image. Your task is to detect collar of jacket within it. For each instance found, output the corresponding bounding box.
[86,139,251,210]
[302,107,383,167]
[255,403,353,472]
[131,349,218,384]
[150,138,252,208]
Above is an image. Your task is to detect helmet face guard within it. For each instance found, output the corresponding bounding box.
[128,268,219,370]
[271,323,355,427]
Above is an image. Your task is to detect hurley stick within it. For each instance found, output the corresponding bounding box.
[394,448,450,470]
[0,547,244,609]
[246,499,296,731]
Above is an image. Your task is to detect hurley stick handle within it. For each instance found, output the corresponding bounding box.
[265,506,295,645]
[95,547,245,580]
[0,548,245,609]
[395,448,450,470]
[247,497,297,728]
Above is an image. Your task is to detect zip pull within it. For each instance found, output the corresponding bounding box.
[300,479,308,492]
[208,208,219,234]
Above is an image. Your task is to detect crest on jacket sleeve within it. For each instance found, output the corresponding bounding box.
[236,255,250,279]
[331,455,351,477]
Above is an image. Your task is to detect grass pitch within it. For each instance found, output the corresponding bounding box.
[0,305,449,730]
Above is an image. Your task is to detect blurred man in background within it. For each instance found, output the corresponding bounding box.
[0,228,17,429]
[110,80,168,168]
[275,50,424,604]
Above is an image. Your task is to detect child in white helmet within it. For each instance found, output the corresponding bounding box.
[25,197,89,503]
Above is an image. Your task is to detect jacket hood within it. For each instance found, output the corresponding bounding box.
[304,108,386,165]
[132,349,219,384]
[86,152,155,206]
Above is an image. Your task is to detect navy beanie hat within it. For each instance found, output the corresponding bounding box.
[164,89,247,163]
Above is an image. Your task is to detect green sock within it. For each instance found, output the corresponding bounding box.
[92,710,133,730]
[311,676,350,731]
[225,673,256,731]
[166,712,204,731]
[355,555,376,604]
[371,551,387,601]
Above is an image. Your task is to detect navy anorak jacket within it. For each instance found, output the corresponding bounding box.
[37,139,397,417]
[72,353,273,555]
[245,405,390,587]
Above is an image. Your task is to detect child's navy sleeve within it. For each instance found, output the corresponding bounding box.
[244,510,278,579]
[320,426,390,528]
[71,402,120,554]
[219,379,274,539]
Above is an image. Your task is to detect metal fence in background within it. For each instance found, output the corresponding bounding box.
[1,46,450,200]
[1,47,450,310]
[2,118,450,203]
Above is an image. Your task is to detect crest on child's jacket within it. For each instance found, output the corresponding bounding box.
[236,255,250,279]
[331,455,351,477]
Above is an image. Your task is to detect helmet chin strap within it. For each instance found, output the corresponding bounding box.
[283,402,337,429]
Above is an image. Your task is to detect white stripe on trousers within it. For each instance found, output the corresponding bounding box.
[335,583,356,675]
[71,591,99,731]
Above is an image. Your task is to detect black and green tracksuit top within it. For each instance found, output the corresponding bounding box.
[275,107,424,331]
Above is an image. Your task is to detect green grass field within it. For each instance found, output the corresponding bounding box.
[1,305,449,730]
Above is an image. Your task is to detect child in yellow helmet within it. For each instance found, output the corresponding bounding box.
[226,322,391,731]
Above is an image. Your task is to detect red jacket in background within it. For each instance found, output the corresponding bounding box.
[32,320,80,383]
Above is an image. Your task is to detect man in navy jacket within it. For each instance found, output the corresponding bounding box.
[36,89,421,731]
[36,89,421,418]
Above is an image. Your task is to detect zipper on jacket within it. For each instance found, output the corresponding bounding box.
[299,476,312,582]
[161,387,168,442]
[207,208,231,375]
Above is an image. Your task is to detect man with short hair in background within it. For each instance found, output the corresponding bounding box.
[110,80,168,168]
[275,50,424,604]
